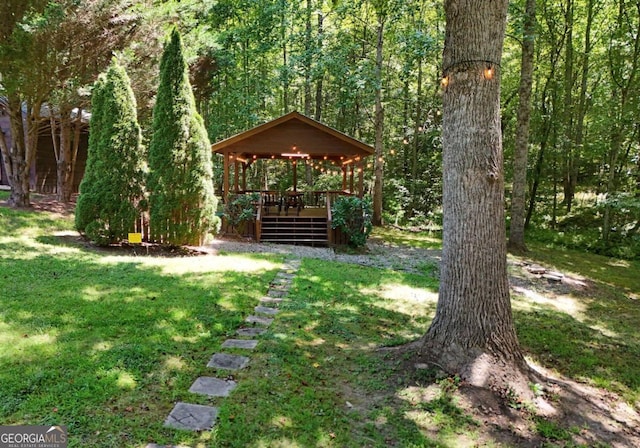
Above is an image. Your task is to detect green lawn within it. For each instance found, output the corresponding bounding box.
[2,198,640,447]
[0,204,283,447]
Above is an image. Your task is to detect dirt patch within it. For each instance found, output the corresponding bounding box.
[372,343,640,447]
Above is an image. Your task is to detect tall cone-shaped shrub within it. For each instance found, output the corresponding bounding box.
[75,59,146,245]
[148,29,217,245]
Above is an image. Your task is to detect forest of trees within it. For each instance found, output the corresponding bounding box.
[1,0,638,258]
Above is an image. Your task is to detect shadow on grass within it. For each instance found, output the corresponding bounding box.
[0,243,282,448]
[510,270,640,446]
[515,302,640,402]
[210,258,462,447]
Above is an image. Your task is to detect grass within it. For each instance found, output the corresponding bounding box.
[3,198,640,447]
[211,259,442,447]
[513,243,640,404]
[370,226,441,249]
[0,204,283,447]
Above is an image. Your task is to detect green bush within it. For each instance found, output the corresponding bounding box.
[224,193,258,235]
[331,195,373,247]
[75,59,146,245]
[148,29,218,246]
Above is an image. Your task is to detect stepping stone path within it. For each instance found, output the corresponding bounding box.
[189,377,237,397]
[163,402,219,431]
[149,258,300,447]
[221,339,259,350]
[207,353,250,370]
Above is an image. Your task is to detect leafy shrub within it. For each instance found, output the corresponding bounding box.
[224,193,258,235]
[331,196,373,247]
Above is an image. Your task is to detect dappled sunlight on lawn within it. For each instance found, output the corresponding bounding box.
[90,340,113,354]
[162,355,186,371]
[361,283,437,318]
[96,367,138,390]
[255,438,303,448]
[98,252,280,275]
[512,285,587,318]
[0,321,58,358]
[512,286,622,340]
[0,235,83,258]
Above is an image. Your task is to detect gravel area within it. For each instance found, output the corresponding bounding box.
[208,237,441,274]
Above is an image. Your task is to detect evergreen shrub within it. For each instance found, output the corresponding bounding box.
[75,60,146,245]
[147,29,217,246]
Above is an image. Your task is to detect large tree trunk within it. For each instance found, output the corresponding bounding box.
[372,18,385,226]
[561,0,577,212]
[5,95,41,208]
[314,11,325,122]
[420,0,528,389]
[508,0,536,252]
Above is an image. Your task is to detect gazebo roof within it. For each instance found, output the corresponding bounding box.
[211,111,374,164]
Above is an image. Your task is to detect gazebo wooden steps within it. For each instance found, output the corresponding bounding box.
[260,215,328,246]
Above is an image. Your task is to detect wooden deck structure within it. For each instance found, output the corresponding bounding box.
[211,112,375,245]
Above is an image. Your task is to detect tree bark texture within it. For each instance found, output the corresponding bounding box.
[508,0,536,252]
[5,95,41,208]
[422,0,525,383]
[372,18,385,226]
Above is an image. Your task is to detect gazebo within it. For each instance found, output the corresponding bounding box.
[211,111,374,245]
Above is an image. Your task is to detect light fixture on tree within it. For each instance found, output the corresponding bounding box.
[484,65,494,79]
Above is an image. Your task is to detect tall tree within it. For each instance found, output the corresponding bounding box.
[508,0,536,252]
[0,0,53,207]
[602,0,640,244]
[75,60,146,245]
[48,0,137,203]
[371,1,387,226]
[148,29,217,246]
[420,0,528,388]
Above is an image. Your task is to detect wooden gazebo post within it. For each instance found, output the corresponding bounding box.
[342,165,347,190]
[223,151,230,201]
[349,165,355,193]
[233,155,239,192]
[292,160,298,191]
[358,160,364,197]
[242,163,247,191]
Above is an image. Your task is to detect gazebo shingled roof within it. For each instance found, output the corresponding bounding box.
[212,111,374,198]
[211,111,374,161]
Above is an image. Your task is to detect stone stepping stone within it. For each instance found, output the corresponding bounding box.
[189,376,237,397]
[271,277,292,284]
[259,296,284,305]
[269,283,290,290]
[236,327,266,337]
[207,353,249,370]
[163,402,218,431]
[255,305,279,315]
[267,289,287,298]
[272,274,292,280]
[246,315,274,326]
[221,339,258,350]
